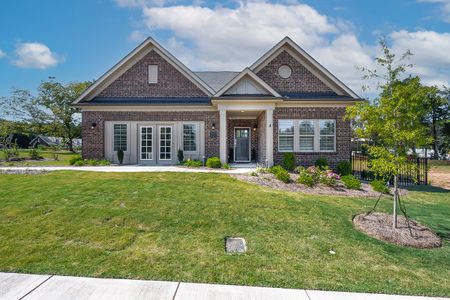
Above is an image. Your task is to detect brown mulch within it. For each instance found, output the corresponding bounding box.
[353,212,442,248]
[0,169,47,175]
[232,172,392,197]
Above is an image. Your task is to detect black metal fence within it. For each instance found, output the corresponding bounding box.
[351,153,428,185]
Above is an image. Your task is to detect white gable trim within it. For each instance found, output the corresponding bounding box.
[73,38,215,104]
[214,68,281,98]
[250,37,359,99]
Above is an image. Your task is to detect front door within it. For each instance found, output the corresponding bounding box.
[234,128,250,162]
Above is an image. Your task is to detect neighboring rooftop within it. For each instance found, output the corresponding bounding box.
[194,71,240,92]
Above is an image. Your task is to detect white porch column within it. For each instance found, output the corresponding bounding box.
[219,109,227,164]
[266,108,274,167]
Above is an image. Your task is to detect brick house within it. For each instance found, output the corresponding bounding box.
[74,37,360,167]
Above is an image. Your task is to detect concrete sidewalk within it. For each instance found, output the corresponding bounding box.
[0,165,255,174]
[1,273,448,300]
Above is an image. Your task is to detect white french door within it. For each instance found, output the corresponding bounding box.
[158,126,172,161]
[140,126,153,161]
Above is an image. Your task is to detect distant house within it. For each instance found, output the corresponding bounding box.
[29,135,82,149]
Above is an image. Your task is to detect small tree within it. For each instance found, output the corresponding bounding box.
[347,39,431,228]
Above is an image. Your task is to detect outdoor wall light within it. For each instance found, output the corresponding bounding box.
[212,122,216,130]
[90,122,97,129]
[253,124,257,131]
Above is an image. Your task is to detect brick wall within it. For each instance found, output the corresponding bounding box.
[82,111,219,159]
[227,119,258,162]
[273,107,351,169]
[98,50,207,98]
[256,50,333,94]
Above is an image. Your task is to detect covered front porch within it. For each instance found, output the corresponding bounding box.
[216,101,277,167]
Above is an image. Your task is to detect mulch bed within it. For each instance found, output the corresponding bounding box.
[353,212,442,248]
[0,169,47,175]
[232,172,385,197]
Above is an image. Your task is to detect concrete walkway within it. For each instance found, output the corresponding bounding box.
[0,165,256,174]
[1,273,448,300]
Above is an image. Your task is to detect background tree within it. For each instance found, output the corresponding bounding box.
[346,39,431,228]
[423,86,450,159]
[0,78,90,152]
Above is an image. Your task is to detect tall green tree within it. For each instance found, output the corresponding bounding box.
[0,78,90,152]
[347,39,431,228]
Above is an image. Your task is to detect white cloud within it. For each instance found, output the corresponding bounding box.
[0,49,6,58]
[13,42,62,69]
[121,1,450,95]
[418,0,450,22]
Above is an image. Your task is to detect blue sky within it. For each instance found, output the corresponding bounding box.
[0,0,449,99]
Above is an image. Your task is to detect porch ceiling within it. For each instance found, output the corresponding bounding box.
[227,110,263,119]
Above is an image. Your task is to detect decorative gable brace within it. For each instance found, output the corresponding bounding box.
[73,38,215,104]
[214,68,281,98]
[250,37,359,99]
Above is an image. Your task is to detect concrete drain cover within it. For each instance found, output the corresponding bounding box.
[225,237,247,253]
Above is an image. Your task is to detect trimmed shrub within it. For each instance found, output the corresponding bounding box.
[370,179,390,194]
[73,160,84,166]
[282,152,296,171]
[177,149,184,163]
[298,173,315,187]
[86,159,99,166]
[222,163,231,169]
[270,165,291,183]
[29,149,41,160]
[341,175,361,190]
[69,155,83,165]
[315,158,328,170]
[184,159,202,167]
[337,160,352,176]
[206,157,221,168]
[117,149,124,164]
[250,171,258,176]
[320,170,340,187]
[270,165,285,175]
[98,159,111,166]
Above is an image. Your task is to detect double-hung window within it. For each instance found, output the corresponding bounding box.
[113,124,127,151]
[278,120,294,152]
[319,120,335,151]
[183,124,197,153]
[299,120,314,152]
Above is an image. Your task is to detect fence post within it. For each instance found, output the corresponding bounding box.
[425,158,428,185]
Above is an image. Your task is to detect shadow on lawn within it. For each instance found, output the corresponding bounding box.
[404,185,449,193]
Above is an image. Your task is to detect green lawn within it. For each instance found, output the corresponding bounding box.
[0,172,449,297]
[0,149,79,166]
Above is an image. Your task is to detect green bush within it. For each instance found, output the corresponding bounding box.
[86,159,98,166]
[269,165,291,183]
[256,167,270,173]
[370,179,390,194]
[250,171,258,176]
[177,149,184,163]
[73,160,84,166]
[282,152,296,171]
[98,159,111,166]
[222,163,231,169]
[206,157,221,168]
[337,160,352,176]
[270,165,284,175]
[298,173,315,187]
[341,175,361,190]
[29,149,41,160]
[117,149,124,164]
[315,158,328,170]
[69,155,83,165]
[184,159,202,167]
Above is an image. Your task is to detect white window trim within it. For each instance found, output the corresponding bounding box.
[278,119,336,153]
[148,65,158,84]
[139,125,154,161]
[159,125,172,161]
[277,120,295,152]
[182,123,199,154]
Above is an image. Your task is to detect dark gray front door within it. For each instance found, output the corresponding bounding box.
[234,128,250,162]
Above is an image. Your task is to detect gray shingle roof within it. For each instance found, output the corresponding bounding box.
[194,71,239,92]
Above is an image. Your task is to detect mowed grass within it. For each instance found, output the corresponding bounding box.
[0,172,449,297]
[0,149,79,166]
